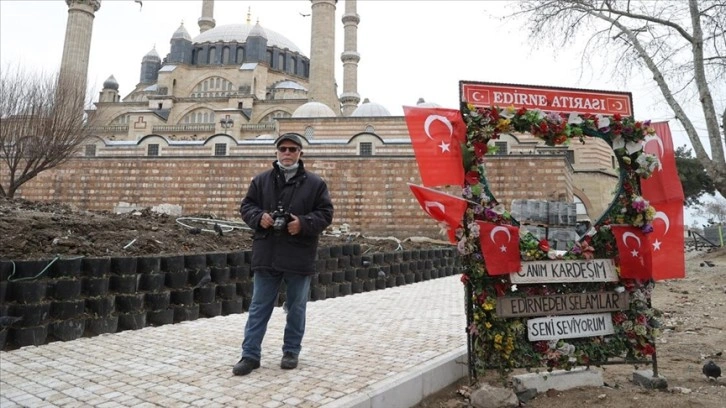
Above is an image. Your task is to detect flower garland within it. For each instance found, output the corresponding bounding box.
[459,103,662,377]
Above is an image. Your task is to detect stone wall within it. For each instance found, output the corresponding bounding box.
[0,245,461,350]
[12,155,572,238]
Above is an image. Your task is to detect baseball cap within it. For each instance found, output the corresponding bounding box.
[275,133,303,148]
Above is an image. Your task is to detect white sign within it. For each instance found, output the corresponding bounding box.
[527,313,615,341]
[510,259,618,284]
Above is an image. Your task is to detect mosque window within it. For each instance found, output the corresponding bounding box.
[191,77,234,98]
[261,110,291,122]
[291,58,297,74]
[147,144,159,156]
[494,141,508,155]
[267,50,273,66]
[182,108,215,124]
[209,47,217,64]
[365,125,375,133]
[111,114,129,125]
[278,54,285,70]
[222,47,230,64]
[214,143,227,156]
[85,145,96,157]
[304,126,314,139]
[360,142,373,156]
[236,47,244,64]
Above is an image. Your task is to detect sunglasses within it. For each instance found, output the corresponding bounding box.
[277,146,300,153]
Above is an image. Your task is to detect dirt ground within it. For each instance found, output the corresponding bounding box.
[415,247,726,408]
[0,197,434,262]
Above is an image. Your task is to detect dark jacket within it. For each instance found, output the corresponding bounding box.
[240,160,334,275]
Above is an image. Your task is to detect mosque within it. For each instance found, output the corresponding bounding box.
[19,0,618,238]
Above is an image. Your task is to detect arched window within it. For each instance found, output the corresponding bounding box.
[181,108,215,124]
[267,50,273,66]
[261,110,291,122]
[208,47,217,64]
[304,126,314,139]
[222,47,230,64]
[236,47,244,64]
[191,77,234,98]
[110,114,129,125]
[290,57,297,74]
[278,54,285,70]
[365,125,375,133]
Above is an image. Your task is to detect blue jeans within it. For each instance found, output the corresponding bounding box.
[241,270,312,362]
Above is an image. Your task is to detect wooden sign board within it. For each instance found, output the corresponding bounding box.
[496,292,629,318]
[510,259,618,284]
[527,313,615,341]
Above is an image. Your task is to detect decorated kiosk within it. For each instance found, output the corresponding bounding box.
[404,81,686,386]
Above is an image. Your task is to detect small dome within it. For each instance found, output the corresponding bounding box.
[103,75,119,91]
[416,97,441,108]
[274,81,307,91]
[292,101,336,118]
[249,22,267,39]
[172,22,191,41]
[143,47,160,61]
[351,100,391,117]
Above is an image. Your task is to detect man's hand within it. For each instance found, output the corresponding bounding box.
[260,212,274,229]
[287,214,301,235]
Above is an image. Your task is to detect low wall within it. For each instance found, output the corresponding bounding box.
[0,245,461,350]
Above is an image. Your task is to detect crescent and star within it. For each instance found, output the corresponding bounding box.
[643,135,665,171]
[490,226,511,253]
[423,115,453,153]
[651,211,670,251]
[622,231,642,257]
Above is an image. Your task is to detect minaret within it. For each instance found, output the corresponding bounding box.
[198,0,215,33]
[340,0,360,116]
[58,0,101,102]
[309,0,340,115]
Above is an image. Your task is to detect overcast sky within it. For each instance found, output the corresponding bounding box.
[1,0,720,225]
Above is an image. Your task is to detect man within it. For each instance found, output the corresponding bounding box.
[233,133,334,376]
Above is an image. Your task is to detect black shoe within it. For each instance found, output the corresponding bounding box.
[280,352,298,370]
[232,357,260,376]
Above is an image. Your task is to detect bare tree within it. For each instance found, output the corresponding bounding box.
[512,0,726,197]
[1,66,94,198]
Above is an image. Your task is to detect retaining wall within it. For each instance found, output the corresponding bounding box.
[0,245,460,350]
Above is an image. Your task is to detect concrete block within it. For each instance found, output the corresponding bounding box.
[632,369,668,389]
[512,366,603,393]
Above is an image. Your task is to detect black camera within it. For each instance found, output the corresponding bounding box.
[271,207,291,232]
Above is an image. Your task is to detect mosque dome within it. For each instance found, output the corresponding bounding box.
[351,99,391,117]
[172,22,191,41]
[416,97,441,108]
[193,23,303,54]
[274,81,307,91]
[292,101,336,118]
[103,75,119,91]
[142,47,161,62]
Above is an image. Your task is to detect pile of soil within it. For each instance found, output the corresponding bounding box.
[0,197,444,261]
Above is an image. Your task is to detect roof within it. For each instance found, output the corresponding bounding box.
[192,23,303,54]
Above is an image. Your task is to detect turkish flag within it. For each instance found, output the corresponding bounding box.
[650,201,685,280]
[409,183,468,243]
[403,106,465,187]
[476,221,521,275]
[611,225,652,280]
[641,121,685,203]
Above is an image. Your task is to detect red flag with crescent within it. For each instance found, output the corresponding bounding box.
[611,225,653,279]
[409,183,468,243]
[641,121,685,203]
[403,106,465,187]
[476,221,521,275]
[650,201,685,280]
